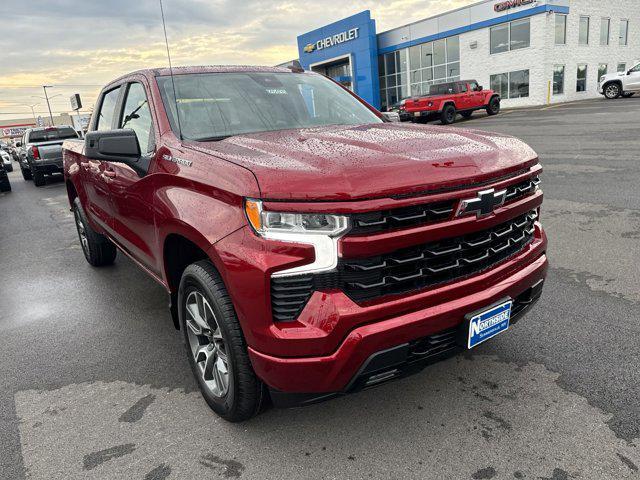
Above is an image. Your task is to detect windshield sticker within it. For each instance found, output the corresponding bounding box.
[265,89,287,95]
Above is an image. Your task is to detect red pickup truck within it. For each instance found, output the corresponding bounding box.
[63,66,546,421]
[404,80,501,125]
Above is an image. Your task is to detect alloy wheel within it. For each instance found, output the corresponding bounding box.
[74,209,89,256]
[185,290,230,398]
[605,84,619,99]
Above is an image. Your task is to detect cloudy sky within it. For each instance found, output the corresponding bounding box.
[0,0,471,121]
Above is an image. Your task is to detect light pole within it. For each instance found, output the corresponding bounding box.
[31,93,61,126]
[43,85,54,125]
[22,103,39,123]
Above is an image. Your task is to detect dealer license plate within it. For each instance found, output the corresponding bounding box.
[467,300,512,349]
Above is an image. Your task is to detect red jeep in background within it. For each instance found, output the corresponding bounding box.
[63,66,546,421]
[405,80,501,125]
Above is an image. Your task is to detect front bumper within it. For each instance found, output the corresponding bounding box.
[247,239,547,395]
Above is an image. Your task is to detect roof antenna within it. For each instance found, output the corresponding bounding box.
[159,0,183,141]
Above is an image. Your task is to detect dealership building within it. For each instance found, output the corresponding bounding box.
[295,0,639,110]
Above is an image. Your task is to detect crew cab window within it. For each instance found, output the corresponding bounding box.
[469,81,479,91]
[629,64,640,73]
[97,87,121,131]
[429,83,455,95]
[457,83,468,93]
[120,83,154,154]
[156,72,381,141]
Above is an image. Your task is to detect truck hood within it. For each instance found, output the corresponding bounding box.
[189,123,537,201]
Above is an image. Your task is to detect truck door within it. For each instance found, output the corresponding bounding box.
[467,81,484,108]
[624,64,640,91]
[103,81,160,275]
[84,85,123,233]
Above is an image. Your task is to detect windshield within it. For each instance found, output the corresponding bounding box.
[157,72,382,141]
[28,127,78,143]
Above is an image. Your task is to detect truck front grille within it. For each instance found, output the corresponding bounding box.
[270,211,538,320]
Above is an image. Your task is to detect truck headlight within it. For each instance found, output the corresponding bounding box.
[245,199,349,276]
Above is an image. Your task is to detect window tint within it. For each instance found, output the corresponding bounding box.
[468,81,479,92]
[97,87,121,131]
[600,18,610,45]
[619,19,629,46]
[553,65,565,95]
[579,17,590,45]
[120,83,154,154]
[555,15,567,45]
[510,19,530,50]
[28,127,78,142]
[490,24,509,54]
[630,64,640,73]
[458,83,468,93]
[576,64,588,92]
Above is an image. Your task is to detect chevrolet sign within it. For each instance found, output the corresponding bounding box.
[494,0,535,12]
[304,27,359,53]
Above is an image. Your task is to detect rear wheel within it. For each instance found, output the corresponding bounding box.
[440,104,457,125]
[486,96,501,115]
[604,83,621,99]
[73,197,117,266]
[180,261,264,422]
[21,166,32,181]
[32,170,45,187]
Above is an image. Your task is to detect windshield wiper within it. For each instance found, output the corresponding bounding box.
[193,135,233,142]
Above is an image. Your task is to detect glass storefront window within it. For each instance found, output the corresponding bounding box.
[433,39,446,65]
[619,19,629,46]
[510,18,530,51]
[598,64,608,81]
[600,18,610,45]
[579,16,590,45]
[490,23,509,54]
[491,70,529,99]
[447,62,460,78]
[576,64,588,92]
[433,65,447,81]
[409,45,421,70]
[385,53,396,75]
[446,36,459,62]
[618,63,627,73]
[553,65,565,95]
[555,14,567,45]
[421,42,433,68]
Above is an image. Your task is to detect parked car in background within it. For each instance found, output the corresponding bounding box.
[387,99,410,122]
[0,160,11,192]
[404,80,500,125]
[600,63,640,99]
[63,66,546,422]
[19,126,78,186]
[1,149,13,172]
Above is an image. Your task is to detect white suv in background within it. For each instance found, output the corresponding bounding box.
[599,63,640,99]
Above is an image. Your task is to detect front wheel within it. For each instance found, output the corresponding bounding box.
[179,261,264,422]
[73,197,117,266]
[486,97,501,115]
[604,83,621,99]
[440,104,457,125]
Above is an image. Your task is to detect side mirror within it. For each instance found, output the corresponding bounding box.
[476,85,483,91]
[85,129,140,164]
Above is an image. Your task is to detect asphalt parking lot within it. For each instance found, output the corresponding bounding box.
[1,96,639,480]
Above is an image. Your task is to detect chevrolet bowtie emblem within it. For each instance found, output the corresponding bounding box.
[303,43,316,53]
[456,188,507,218]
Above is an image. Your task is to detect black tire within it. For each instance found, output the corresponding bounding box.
[486,96,501,115]
[604,83,621,99]
[0,178,10,192]
[622,92,635,98]
[179,260,264,422]
[4,163,13,173]
[21,166,32,181]
[440,104,456,125]
[32,170,45,187]
[461,111,473,119]
[73,197,117,266]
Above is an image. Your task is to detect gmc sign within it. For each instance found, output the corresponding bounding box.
[494,0,535,12]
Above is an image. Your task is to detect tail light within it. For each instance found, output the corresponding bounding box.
[31,146,40,160]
